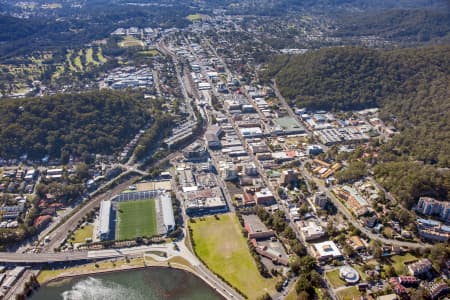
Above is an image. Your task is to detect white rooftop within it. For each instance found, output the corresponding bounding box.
[312,240,342,258]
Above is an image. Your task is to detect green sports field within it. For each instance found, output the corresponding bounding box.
[116,199,157,240]
[189,214,277,299]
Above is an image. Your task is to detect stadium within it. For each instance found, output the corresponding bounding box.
[97,190,175,241]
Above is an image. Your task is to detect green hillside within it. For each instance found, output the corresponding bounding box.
[0,90,151,161]
[266,45,450,206]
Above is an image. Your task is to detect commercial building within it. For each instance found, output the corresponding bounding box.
[307,145,323,156]
[220,162,238,181]
[183,142,208,161]
[98,200,112,241]
[311,241,343,261]
[299,220,325,241]
[416,197,450,222]
[314,192,328,208]
[243,163,258,176]
[243,214,275,240]
[273,117,305,135]
[46,168,63,180]
[239,127,263,138]
[185,196,227,216]
[255,189,276,205]
[279,169,299,186]
[335,186,371,216]
[339,266,360,284]
[416,218,450,242]
[205,125,223,148]
[0,201,25,220]
[428,282,450,300]
[347,235,366,251]
[408,258,432,276]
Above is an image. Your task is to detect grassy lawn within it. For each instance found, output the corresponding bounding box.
[97,48,107,63]
[72,224,94,243]
[388,253,417,275]
[119,36,144,48]
[326,269,346,288]
[189,213,277,299]
[353,265,368,281]
[139,49,160,56]
[186,14,204,21]
[117,199,157,240]
[285,288,297,300]
[73,49,84,71]
[336,286,360,300]
[52,65,65,80]
[85,48,99,65]
[66,50,76,72]
[37,258,145,284]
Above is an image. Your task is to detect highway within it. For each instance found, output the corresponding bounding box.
[41,175,139,252]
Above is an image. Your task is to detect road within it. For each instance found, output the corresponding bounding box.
[298,164,428,250]
[196,35,429,300]
[42,175,139,251]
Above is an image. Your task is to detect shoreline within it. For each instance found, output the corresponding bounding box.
[39,258,194,286]
[37,257,227,299]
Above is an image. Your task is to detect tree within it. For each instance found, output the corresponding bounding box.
[410,287,430,300]
[290,257,301,275]
[275,280,284,292]
[290,240,307,257]
[296,291,310,300]
[257,292,272,300]
[370,240,383,259]
[299,255,317,273]
[295,275,312,295]
[283,226,296,240]
[428,243,450,272]
[75,163,89,181]
[309,270,322,287]
[385,265,397,278]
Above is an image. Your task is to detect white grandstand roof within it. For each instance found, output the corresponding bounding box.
[160,193,175,230]
[99,200,111,236]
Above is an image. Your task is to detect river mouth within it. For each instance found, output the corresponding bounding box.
[31,267,224,300]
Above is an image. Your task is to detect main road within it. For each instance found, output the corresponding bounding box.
[298,163,428,250]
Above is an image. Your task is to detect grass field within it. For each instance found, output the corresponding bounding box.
[336,286,360,300]
[85,48,99,66]
[97,48,107,63]
[139,49,161,56]
[72,224,94,243]
[285,287,297,300]
[325,269,346,288]
[353,264,368,281]
[119,36,144,48]
[37,257,145,284]
[117,199,157,240]
[383,253,417,275]
[66,50,76,72]
[189,213,277,299]
[187,14,204,21]
[73,49,84,71]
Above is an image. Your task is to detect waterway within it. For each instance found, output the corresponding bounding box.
[31,267,224,300]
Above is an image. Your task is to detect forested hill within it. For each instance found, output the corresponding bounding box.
[266,45,450,206]
[265,45,450,167]
[0,90,151,162]
[334,9,450,43]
